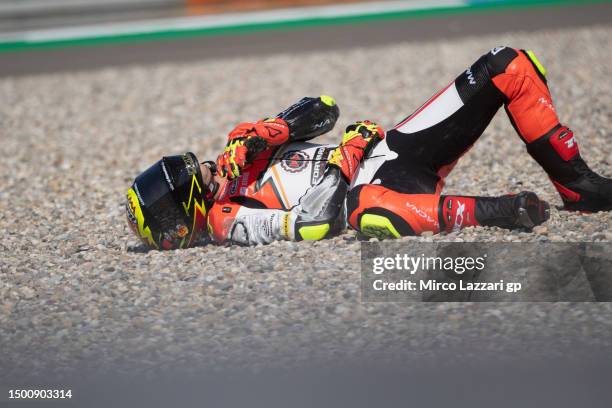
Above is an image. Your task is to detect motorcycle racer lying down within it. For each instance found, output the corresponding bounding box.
[126,46,612,249]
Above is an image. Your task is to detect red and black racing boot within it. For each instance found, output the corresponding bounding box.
[441,191,550,232]
[527,126,612,212]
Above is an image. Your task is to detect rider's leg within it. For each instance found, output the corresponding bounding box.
[386,46,610,211]
[346,185,549,238]
[489,47,612,211]
[347,185,442,238]
[385,46,510,194]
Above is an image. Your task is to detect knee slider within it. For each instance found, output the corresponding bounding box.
[347,186,418,239]
[360,213,401,240]
[347,185,399,238]
[359,208,416,239]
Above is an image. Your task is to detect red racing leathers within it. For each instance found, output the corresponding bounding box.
[207,46,608,245]
[346,46,584,238]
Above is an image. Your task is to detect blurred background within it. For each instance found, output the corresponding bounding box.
[0,0,433,31]
[1,0,609,76]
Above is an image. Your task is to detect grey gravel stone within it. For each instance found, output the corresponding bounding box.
[20,287,36,299]
[533,226,548,235]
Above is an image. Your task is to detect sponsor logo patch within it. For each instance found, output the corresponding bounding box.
[280,150,309,173]
[537,97,556,113]
[465,68,476,85]
[549,128,579,161]
[313,118,331,130]
[453,201,466,232]
[181,153,197,176]
[406,202,439,229]
[490,46,506,55]
[176,224,189,238]
[310,147,332,185]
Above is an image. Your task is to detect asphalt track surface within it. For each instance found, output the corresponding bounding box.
[1,2,611,77]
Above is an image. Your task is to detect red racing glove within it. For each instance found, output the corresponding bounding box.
[216,136,268,179]
[227,118,290,146]
[216,118,290,179]
[328,120,385,181]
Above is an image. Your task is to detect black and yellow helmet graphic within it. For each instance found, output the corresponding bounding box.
[126,152,211,250]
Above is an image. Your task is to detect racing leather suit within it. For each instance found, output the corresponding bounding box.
[207,140,346,245]
[207,46,596,245]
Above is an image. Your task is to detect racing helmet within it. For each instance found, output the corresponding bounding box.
[126,152,213,250]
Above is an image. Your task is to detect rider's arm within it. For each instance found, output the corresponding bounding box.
[225,95,339,148]
[209,120,384,246]
[275,95,339,143]
[207,201,295,245]
[207,166,347,245]
[217,96,340,179]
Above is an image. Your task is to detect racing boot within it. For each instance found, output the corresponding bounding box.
[441,191,550,232]
[527,125,612,212]
[328,120,385,181]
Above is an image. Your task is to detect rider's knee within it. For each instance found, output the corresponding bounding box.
[358,208,417,239]
[484,46,547,82]
[457,46,519,95]
[482,46,520,76]
[347,185,417,239]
